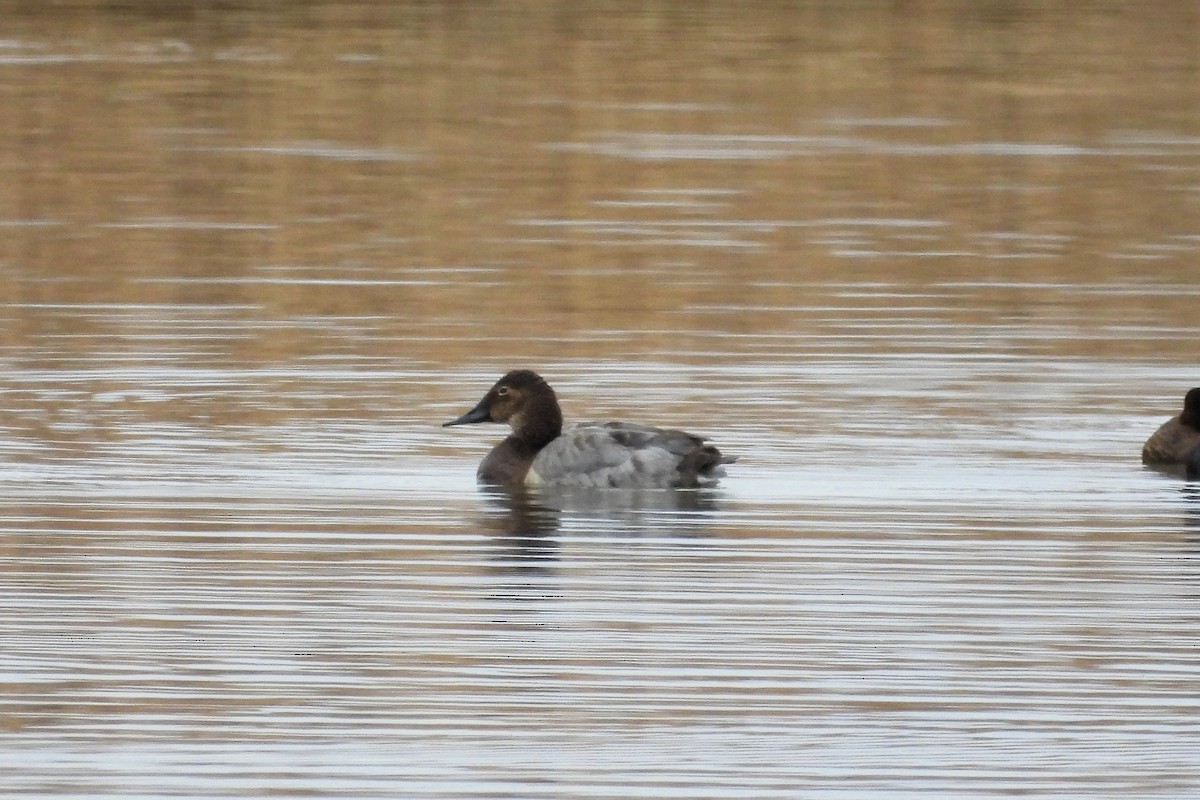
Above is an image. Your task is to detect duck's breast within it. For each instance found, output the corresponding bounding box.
[477,438,535,486]
[528,422,701,489]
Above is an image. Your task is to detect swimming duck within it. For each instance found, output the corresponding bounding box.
[1142,387,1200,477]
[443,370,733,489]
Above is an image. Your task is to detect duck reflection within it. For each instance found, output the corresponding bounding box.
[542,485,723,534]
[1180,481,1200,546]
[477,484,725,582]
[478,487,562,575]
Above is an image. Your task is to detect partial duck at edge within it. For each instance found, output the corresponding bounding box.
[1142,387,1200,479]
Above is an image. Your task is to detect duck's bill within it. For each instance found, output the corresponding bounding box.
[442,400,491,427]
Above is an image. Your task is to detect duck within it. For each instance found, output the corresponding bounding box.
[1142,387,1200,477]
[443,370,734,489]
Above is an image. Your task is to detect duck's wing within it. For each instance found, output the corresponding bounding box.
[530,422,726,489]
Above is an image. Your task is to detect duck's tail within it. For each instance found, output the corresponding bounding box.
[679,445,734,486]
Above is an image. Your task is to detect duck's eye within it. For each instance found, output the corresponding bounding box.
[496,386,509,396]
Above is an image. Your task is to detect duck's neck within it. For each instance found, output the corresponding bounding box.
[508,406,562,455]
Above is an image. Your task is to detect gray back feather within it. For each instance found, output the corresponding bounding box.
[532,422,714,489]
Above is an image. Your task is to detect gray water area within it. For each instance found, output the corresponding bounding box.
[2,3,1199,798]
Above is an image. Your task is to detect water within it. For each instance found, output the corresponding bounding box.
[2,3,1199,798]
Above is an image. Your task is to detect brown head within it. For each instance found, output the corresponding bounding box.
[443,370,563,450]
[1182,387,1200,428]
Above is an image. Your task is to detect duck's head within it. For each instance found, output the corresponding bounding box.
[1182,387,1200,427]
[443,370,563,439]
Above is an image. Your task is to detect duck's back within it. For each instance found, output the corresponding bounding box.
[529,421,729,489]
[1142,416,1200,464]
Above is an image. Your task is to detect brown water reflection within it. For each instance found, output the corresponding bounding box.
[2,2,1200,798]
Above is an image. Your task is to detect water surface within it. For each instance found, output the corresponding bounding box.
[1,3,1199,798]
